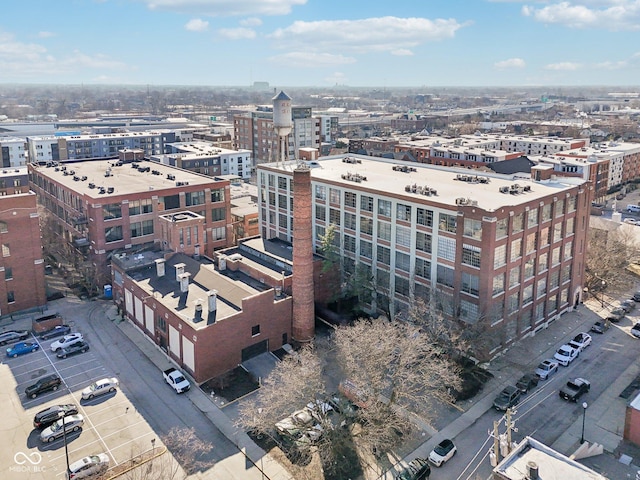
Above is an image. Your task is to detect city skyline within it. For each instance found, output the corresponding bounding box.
[2,1,640,88]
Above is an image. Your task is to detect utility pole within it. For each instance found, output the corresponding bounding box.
[492,420,501,466]
[506,408,513,455]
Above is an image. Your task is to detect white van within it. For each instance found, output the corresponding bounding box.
[626,204,640,213]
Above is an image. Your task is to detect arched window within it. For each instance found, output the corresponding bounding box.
[0,222,7,233]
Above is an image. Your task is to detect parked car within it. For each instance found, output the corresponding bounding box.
[81,377,119,400]
[559,378,591,402]
[631,323,640,338]
[6,341,39,357]
[624,218,639,225]
[535,359,559,380]
[0,330,30,346]
[39,324,71,340]
[50,333,84,352]
[591,320,610,334]
[25,374,62,399]
[568,332,592,352]
[56,341,89,359]
[395,457,431,480]
[67,453,110,479]
[40,414,84,443]
[33,404,79,429]
[275,407,323,445]
[607,307,626,323]
[493,385,521,411]
[633,291,640,302]
[554,344,580,367]
[621,300,636,313]
[428,438,457,466]
[515,373,539,394]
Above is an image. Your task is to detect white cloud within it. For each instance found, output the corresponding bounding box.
[0,31,128,80]
[269,52,356,68]
[218,27,256,39]
[494,58,526,68]
[240,17,262,27]
[37,31,56,38]
[544,61,582,70]
[522,1,640,30]
[391,49,414,56]
[269,16,467,54]
[142,0,306,17]
[185,18,209,32]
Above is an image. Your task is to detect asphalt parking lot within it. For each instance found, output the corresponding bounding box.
[1,325,158,480]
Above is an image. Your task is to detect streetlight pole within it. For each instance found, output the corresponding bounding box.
[62,415,70,478]
[580,402,588,444]
[600,280,606,308]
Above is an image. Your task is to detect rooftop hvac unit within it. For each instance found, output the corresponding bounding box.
[455,197,467,206]
[499,186,510,194]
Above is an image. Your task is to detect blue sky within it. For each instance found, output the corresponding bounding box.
[1,0,640,87]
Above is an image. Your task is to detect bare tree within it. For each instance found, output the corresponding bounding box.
[585,225,639,297]
[237,319,462,477]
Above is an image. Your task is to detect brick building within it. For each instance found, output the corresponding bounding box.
[29,157,234,286]
[257,154,593,359]
[0,191,46,316]
[111,234,327,382]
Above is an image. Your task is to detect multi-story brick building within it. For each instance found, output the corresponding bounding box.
[0,191,46,316]
[29,157,234,286]
[0,137,28,167]
[257,154,592,359]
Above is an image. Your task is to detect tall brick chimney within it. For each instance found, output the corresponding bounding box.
[292,165,315,343]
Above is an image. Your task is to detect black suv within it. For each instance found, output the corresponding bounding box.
[493,385,521,411]
[33,404,78,429]
[25,374,62,399]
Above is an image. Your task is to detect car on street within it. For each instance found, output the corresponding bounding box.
[39,324,71,340]
[633,291,640,302]
[591,320,610,334]
[535,359,559,380]
[50,333,84,352]
[395,457,431,480]
[40,414,84,443]
[81,377,119,400]
[56,340,89,359]
[568,332,592,352]
[624,218,639,225]
[493,385,521,411]
[6,341,39,357]
[607,307,626,323]
[554,344,580,367]
[0,329,30,346]
[621,300,636,313]
[515,373,539,394]
[631,323,640,338]
[67,453,110,479]
[559,378,591,402]
[25,374,62,399]
[428,438,457,466]
[33,404,79,429]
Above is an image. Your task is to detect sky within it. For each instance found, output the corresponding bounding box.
[2,0,640,87]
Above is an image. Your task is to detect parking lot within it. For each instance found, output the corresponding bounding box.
[1,323,162,479]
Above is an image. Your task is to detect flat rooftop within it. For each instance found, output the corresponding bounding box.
[30,159,225,198]
[260,155,586,213]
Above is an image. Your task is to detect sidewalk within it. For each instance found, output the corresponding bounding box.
[113,316,293,480]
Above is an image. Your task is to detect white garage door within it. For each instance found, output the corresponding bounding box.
[169,325,180,358]
[144,305,154,335]
[125,290,133,315]
[182,337,195,372]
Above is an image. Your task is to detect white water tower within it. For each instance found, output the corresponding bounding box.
[272,90,292,164]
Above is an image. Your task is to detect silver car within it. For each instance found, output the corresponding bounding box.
[82,377,119,400]
[40,414,84,443]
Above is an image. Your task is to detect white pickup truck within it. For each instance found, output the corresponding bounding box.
[163,367,191,394]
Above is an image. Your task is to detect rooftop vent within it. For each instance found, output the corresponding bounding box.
[342,156,362,164]
[341,172,367,183]
[392,165,417,173]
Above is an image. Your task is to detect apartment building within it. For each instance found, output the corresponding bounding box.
[0,137,28,167]
[29,157,233,285]
[257,154,592,359]
[27,131,167,162]
[0,191,46,316]
[154,141,252,180]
